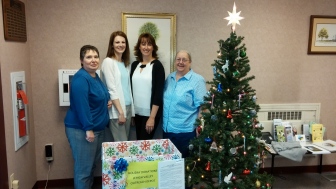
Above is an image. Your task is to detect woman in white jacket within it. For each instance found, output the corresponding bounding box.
[101,31,135,141]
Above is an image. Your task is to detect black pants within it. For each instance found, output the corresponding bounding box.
[134,114,161,140]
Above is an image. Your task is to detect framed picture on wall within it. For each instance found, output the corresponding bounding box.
[122,12,177,77]
[308,15,336,54]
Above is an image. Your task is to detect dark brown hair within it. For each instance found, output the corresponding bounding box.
[80,45,99,67]
[106,31,130,66]
[133,33,158,62]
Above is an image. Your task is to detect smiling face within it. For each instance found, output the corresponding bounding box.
[175,51,191,75]
[81,50,100,75]
[113,35,126,57]
[139,38,153,58]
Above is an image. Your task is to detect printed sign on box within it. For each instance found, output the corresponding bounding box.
[127,161,158,189]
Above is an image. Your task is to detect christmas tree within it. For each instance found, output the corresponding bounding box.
[185,3,274,189]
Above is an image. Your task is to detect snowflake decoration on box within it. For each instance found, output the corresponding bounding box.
[152,144,162,154]
[129,145,139,155]
[105,147,116,157]
[145,156,155,161]
[117,142,128,153]
[140,140,151,151]
[162,139,169,149]
[103,161,110,171]
[137,155,146,162]
[164,154,172,160]
[172,154,181,159]
[102,173,111,185]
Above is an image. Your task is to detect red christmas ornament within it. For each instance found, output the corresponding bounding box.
[242,169,251,175]
[205,161,211,171]
[197,125,203,134]
[227,109,232,119]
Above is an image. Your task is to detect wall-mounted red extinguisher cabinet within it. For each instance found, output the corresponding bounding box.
[16,81,28,137]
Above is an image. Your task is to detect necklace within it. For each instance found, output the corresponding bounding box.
[140,59,153,68]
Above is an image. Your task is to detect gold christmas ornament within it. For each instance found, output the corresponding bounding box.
[256,179,261,187]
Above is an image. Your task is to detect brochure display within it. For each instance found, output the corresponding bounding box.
[273,119,282,141]
[314,140,336,152]
[276,125,285,142]
[102,139,182,189]
[302,144,330,154]
[272,120,294,142]
[295,134,306,144]
[284,124,294,142]
[311,124,324,142]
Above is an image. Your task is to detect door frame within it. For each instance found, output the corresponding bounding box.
[0,68,9,188]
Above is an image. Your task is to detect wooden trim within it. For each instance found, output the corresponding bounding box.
[33,177,102,188]
[0,68,9,189]
[260,164,336,174]
[32,165,336,188]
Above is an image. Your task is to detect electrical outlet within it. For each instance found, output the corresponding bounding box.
[45,144,54,162]
[10,173,14,188]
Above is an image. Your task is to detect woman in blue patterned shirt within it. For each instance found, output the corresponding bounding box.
[163,50,207,158]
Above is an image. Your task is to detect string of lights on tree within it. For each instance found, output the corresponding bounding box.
[184,3,274,189]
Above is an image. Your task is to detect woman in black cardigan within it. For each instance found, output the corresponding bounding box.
[130,33,165,140]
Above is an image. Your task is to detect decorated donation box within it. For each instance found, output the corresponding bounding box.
[102,139,183,189]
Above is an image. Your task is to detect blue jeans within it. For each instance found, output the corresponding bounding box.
[65,127,104,189]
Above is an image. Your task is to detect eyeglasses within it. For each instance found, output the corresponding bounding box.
[175,58,189,63]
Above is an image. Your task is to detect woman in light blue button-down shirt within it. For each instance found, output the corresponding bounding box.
[163,50,207,158]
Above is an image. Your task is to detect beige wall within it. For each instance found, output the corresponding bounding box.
[1,0,336,187]
[1,0,37,188]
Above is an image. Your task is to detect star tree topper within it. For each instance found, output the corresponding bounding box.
[224,2,244,32]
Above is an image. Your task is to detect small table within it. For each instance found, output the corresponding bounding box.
[267,149,324,174]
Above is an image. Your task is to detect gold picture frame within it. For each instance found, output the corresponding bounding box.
[308,15,336,54]
[122,12,176,75]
